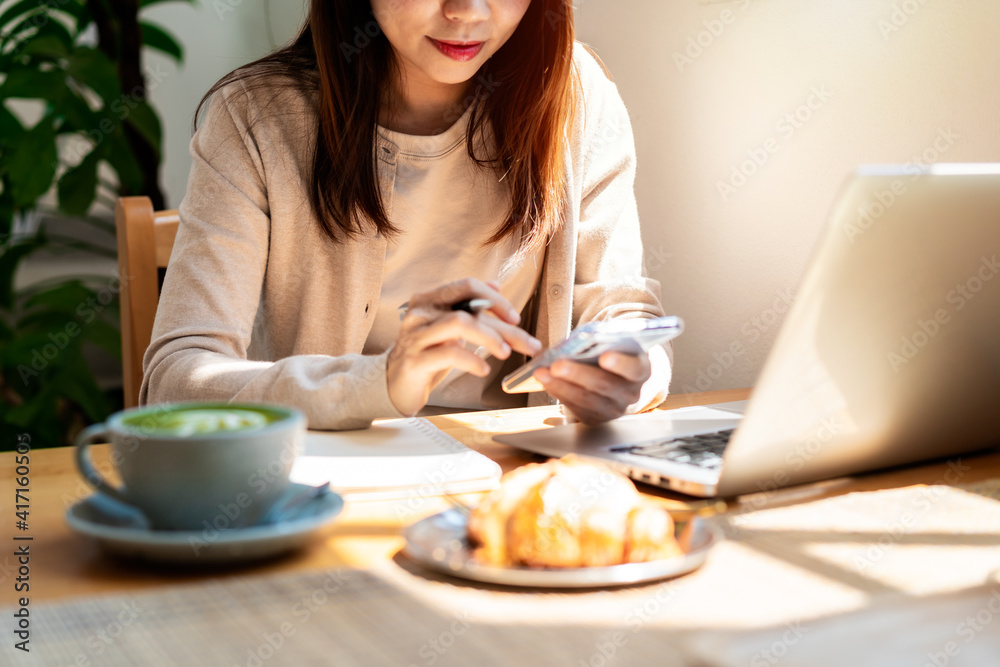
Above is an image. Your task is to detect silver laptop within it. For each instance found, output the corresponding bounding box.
[495,164,1000,497]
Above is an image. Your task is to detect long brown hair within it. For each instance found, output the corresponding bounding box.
[197,1,577,251]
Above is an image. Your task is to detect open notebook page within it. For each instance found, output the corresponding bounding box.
[289,417,502,501]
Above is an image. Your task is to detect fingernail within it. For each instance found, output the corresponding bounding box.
[534,368,550,383]
[530,337,542,351]
[501,342,511,356]
[508,308,520,323]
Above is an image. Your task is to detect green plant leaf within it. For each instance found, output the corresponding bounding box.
[0,0,41,34]
[58,0,90,28]
[81,316,121,359]
[0,102,23,144]
[0,14,44,52]
[3,383,60,440]
[100,127,144,194]
[124,99,162,156]
[1,330,56,366]
[58,349,113,423]
[66,46,120,104]
[57,149,101,215]
[14,310,81,338]
[139,21,182,63]
[1,119,58,207]
[0,68,66,102]
[21,278,94,314]
[0,237,43,309]
[52,89,97,134]
[11,12,75,58]
[15,33,70,60]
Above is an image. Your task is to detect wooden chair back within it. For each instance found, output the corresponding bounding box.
[115,196,179,408]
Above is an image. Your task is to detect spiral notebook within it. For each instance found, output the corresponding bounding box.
[289,417,502,501]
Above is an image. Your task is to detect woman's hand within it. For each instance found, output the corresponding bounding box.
[386,278,542,416]
[533,351,652,425]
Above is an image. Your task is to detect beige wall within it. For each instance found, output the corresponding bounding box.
[149,0,1000,394]
[575,0,1000,393]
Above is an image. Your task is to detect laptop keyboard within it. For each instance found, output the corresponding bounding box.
[609,429,734,470]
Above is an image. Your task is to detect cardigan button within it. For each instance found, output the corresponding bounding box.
[549,284,563,298]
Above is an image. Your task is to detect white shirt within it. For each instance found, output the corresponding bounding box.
[362,104,544,409]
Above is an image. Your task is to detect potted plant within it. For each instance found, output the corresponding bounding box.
[0,0,188,448]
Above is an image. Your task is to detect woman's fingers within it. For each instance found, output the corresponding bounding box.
[597,351,651,384]
[387,341,494,416]
[401,310,513,360]
[387,278,541,416]
[402,306,540,358]
[407,277,520,324]
[534,368,627,424]
[394,342,493,379]
[534,353,652,425]
[548,355,647,403]
[479,314,542,356]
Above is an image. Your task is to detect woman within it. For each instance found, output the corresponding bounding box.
[142,0,672,429]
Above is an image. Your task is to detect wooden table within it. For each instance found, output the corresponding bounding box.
[4,388,1000,666]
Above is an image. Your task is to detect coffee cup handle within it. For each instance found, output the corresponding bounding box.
[75,424,130,504]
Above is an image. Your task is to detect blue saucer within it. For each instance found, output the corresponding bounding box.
[65,483,344,564]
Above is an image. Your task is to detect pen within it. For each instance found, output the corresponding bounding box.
[397,298,493,320]
[449,298,493,314]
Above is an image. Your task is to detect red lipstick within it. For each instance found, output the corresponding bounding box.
[429,38,484,62]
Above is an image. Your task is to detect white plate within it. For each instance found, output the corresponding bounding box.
[402,509,719,588]
[66,484,344,564]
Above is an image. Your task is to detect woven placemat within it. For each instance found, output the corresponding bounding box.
[1,566,698,667]
[5,480,1000,666]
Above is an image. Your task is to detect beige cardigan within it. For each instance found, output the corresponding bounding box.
[142,44,670,430]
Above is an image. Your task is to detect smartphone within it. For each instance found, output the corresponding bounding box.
[501,315,684,393]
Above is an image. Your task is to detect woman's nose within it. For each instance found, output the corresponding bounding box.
[442,0,490,23]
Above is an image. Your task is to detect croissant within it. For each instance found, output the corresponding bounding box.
[467,456,684,568]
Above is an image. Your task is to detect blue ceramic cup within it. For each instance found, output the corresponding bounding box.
[75,402,305,531]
